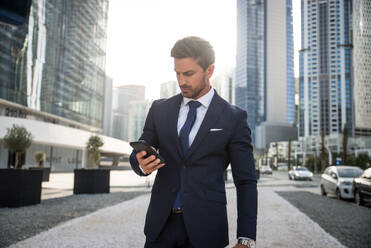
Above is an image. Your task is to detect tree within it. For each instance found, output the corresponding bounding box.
[34,151,46,167]
[275,142,279,168]
[342,123,348,164]
[287,139,292,170]
[86,135,104,169]
[2,124,33,169]
[355,153,370,170]
[264,144,269,166]
[320,131,327,172]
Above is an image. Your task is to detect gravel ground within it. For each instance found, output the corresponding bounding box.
[0,191,148,248]
[276,191,371,248]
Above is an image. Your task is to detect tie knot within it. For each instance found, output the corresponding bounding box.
[188,101,201,109]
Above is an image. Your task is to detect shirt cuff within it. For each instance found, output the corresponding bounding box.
[139,164,150,175]
[238,237,255,241]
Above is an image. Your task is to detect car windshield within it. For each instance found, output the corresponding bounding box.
[337,168,363,178]
[295,168,308,171]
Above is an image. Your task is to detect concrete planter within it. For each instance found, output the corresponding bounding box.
[0,169,43,208]
[73,169,110,194]
[29,167,51,182]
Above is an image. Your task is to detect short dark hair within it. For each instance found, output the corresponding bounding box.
[170,36,215,71]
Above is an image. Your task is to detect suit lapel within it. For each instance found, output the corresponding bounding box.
[168,94,183,159]
[184,92,227,161]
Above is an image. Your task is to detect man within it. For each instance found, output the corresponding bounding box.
[130,36,257,248]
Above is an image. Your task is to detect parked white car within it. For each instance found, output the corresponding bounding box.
[288,166,313,181]
[259,165,272,175]
[320,165,363,200]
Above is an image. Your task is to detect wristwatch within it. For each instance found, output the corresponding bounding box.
[238,238,256,248]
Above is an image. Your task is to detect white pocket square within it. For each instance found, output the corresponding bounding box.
[210,128,223,131]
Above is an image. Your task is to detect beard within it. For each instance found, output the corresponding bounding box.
[180,74,208,99]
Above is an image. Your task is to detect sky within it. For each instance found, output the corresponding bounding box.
[106,0,301,100]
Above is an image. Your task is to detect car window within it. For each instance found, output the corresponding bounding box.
[324,167,332,175]
[337,168,363,178]
[295,167,308,171]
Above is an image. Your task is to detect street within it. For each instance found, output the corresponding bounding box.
[257,170,371,248]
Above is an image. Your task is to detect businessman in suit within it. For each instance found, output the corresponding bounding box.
[130,36,257,248]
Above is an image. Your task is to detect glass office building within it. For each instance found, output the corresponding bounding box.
[236,0,295,147]
[0,0,109,130]
[0,0,130,171]
[299,0,353,137]
[112,85,145,141]
[285,0,295,124]
[235,0,265,143]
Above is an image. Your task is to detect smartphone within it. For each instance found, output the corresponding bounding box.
[129,140,165,163]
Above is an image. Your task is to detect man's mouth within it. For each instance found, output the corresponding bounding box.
[180,86,191,90]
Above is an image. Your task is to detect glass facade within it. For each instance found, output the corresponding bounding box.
[299,0,306,136]
[112,85,145,141]
[286,0,295,124]
[0,0,109,129]
[235,0,265,143]
[160,81,179,99]
[299,0,353,137]
[353,0,371,135]
[236,0,295,144]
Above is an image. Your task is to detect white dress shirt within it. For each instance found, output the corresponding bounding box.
[177,87,214,146]
[139,87,214,175]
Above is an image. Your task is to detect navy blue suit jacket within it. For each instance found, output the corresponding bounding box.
[130,92,257,247]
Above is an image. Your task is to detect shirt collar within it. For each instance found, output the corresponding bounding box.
[182,87,214,108]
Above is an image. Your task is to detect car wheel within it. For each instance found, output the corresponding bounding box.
[320,185,327,196]
[354,190,364,206]
[336,188,342,200]
[288,174,291,180]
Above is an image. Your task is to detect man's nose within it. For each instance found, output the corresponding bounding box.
[177,74,186,85]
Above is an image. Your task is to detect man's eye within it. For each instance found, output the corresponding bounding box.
[184,72,194,76]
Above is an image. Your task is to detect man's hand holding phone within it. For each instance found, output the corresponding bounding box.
[136,150,165,174]
[130,140,165,175]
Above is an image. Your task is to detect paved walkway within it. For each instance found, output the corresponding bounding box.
[41,170,157,200]
[9,185,345,248]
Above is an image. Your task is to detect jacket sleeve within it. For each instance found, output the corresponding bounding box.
[129,101,159,177]
[228,110,257,240]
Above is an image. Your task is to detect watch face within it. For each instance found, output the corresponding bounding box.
[239,239,256,248]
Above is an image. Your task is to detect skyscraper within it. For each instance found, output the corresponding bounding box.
[236,0,296,150]
[0,0,131,171]
[128,99,152,142]
[211,70,234,104]
[0,0,109,130]
[112,85,145,141]
[299,0,353,137]
[236,0,265,143]
[160,81,179,99]
[102,76,113,137]
[353,0,371,136]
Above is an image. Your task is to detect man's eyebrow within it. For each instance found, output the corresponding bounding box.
[174,69,195,74]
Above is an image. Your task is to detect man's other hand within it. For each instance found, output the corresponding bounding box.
[136,150,165,174]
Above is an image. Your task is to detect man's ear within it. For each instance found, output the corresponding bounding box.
[206,64,215,79]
